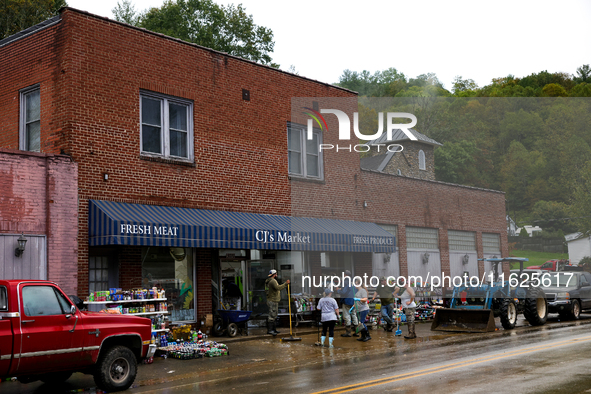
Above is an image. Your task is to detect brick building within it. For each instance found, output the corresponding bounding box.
[0,149,78,294]
[0,8,507,325]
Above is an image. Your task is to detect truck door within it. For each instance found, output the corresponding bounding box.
[0,286,12,376]
[580,273,591,309]
[17,284,83,374]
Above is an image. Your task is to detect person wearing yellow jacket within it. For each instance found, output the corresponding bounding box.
[265,269,290,336]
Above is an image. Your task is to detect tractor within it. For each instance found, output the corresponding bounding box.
[431,257,548,332]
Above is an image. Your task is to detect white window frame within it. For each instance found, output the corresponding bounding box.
[418,149,426,170]
[19,84,41,152]
[140,90,194,162]
[287,122,324,180]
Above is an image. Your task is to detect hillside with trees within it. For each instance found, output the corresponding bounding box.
[337,67,591,236]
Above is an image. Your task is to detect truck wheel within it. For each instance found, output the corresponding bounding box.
[93,346,137,392]
[569,299,581,320]
[40,371,73,384]
[524,287,548,326]
[500,298,517,329]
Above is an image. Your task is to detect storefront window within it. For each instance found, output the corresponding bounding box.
[321,252,353,277]
[141,247,195,322]
[277,251,309,294]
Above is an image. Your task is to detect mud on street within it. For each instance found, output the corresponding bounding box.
[4,314,591,394]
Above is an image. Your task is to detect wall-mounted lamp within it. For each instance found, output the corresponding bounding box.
[15,233,27,257]
[103,173,109,181]
[462,254,469,265]
[422,252,430,264]
[363,201,368,208]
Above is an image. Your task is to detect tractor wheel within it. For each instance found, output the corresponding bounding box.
[524,287,548,326]
[568,299,581,320]
[500,298,517,330]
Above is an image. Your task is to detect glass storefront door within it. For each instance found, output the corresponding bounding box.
[141,247,195,322]
[245,260,275,315]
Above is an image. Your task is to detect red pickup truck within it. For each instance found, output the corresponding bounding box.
[526,259,582,272]
[0,280,156,391]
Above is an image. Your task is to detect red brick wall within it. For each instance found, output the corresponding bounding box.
[0,22,69,153]
[195,248,213,318]
[0,149,78,293]
[353,253,373,279]
[358,171,508,277]
[118,246,142,290]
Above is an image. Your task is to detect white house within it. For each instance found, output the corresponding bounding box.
[565,232,591,264]
[515,225,542,237]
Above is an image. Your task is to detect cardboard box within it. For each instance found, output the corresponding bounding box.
[205,314,213,327]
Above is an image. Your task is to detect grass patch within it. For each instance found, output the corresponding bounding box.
[508,250,569,269]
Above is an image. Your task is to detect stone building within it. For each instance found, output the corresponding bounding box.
[360,128,442,180]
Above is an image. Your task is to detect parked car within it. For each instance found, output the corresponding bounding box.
[540,271,591,320]
[0,280,156,391]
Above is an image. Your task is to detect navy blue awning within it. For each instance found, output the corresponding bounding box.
[88,200,395,253]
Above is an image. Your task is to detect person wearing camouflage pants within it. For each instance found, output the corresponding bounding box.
[396,282,417,339]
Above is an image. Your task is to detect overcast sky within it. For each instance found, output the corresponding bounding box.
[67,0,591,89]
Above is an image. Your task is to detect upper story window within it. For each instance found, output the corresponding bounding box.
[418,149,426,170]
[287,122,323,180]
[140,91,193,161]
[20,85,40,152]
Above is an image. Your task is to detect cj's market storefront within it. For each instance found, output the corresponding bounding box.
[87,200,395,325]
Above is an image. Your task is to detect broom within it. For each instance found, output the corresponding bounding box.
[395,298,402,336]
[314,304,322,346]
[281,284,302,342]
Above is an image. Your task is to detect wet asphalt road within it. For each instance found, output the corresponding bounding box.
[3,315,591,393]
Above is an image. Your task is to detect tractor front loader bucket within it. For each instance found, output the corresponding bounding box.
[431,308,496,333]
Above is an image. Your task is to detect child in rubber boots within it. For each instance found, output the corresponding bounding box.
[317,288,340,348]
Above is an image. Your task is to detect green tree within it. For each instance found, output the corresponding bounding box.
[530,200,577,234]
[452,76,478,95]
[542,83,568,97]
[434,140,478,184]
[1,0,67,39]
[570,83,591,97]
[571,162,591,236]
[519,228,529,237]
[337,67,406,96]
[112,0,138,25]
[500,141,546,211]
[113,0,276,66]
[574,64,591,84]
